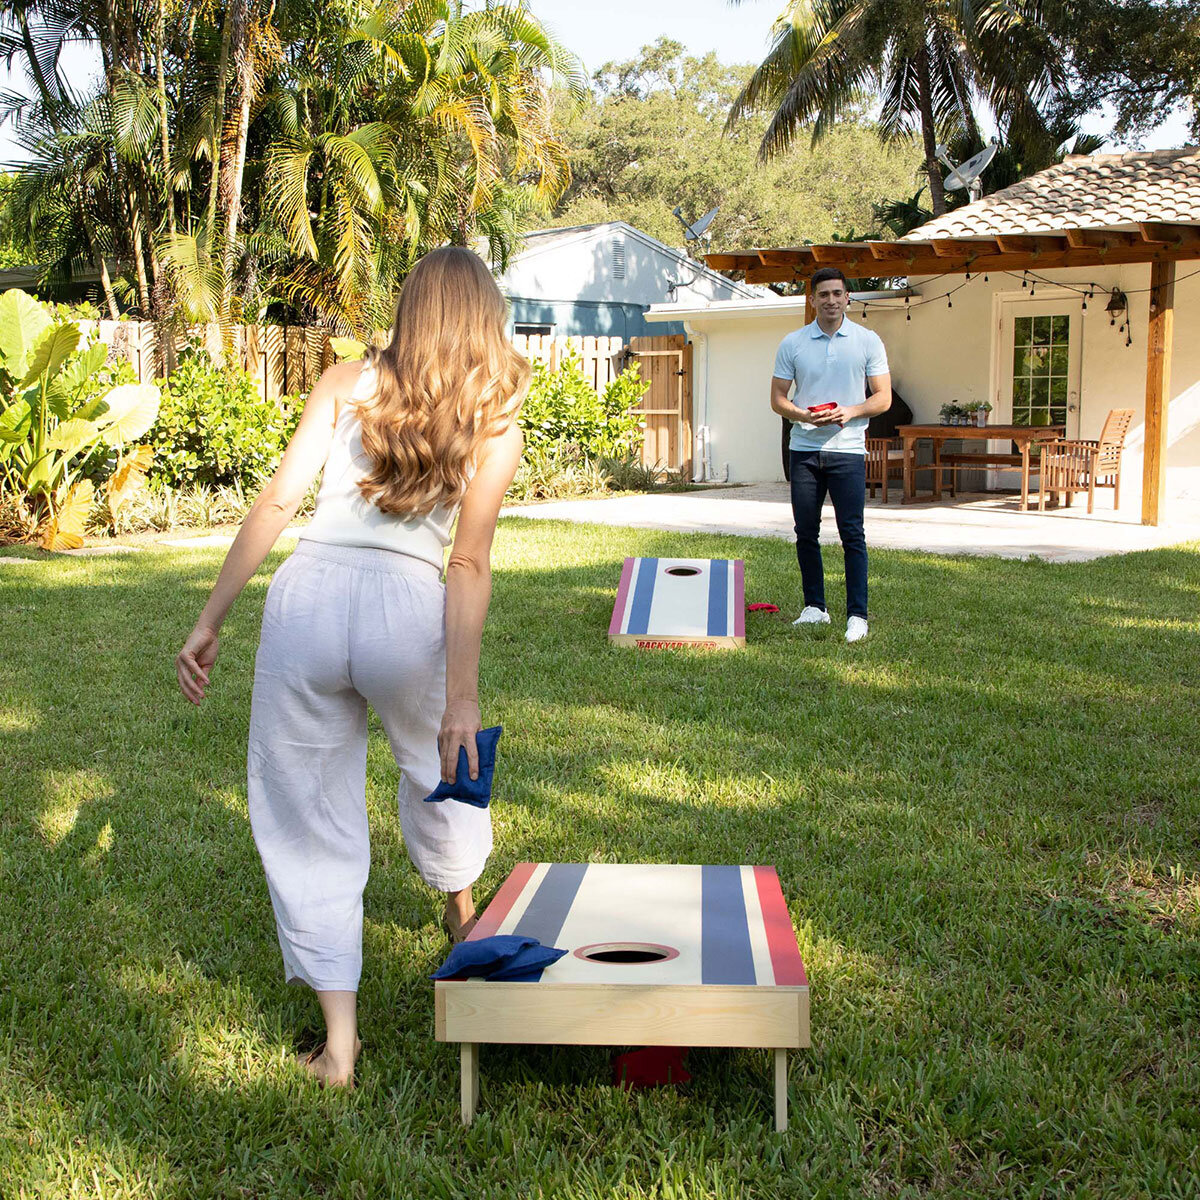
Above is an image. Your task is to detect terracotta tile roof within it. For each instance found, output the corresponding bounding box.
[900,148,1200,241]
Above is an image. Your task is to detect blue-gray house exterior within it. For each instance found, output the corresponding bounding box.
[496,222,767,340]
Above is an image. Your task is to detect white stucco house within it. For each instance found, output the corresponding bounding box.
[646,149,1200,521]
[496,221,767,340]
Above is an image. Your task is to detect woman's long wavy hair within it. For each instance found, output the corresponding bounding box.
[356,247,531,517]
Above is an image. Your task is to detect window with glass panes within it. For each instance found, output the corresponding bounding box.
[1012,315,1070,426]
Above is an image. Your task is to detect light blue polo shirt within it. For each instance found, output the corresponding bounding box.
[773,316,889,454]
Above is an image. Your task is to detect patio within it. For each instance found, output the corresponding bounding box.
[502,484,1200,563]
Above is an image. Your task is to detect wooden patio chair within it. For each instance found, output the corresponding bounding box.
[865,437,904,502]
[1037,408,1135,514]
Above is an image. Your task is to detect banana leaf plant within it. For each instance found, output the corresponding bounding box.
[0,290,161,549]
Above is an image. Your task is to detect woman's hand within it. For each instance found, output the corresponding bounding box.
[438,698,482,782]
[176,626,220,704]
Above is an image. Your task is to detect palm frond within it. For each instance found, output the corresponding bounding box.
[110,71,162,160]
[158,231,226,322]
[264,136,318,258]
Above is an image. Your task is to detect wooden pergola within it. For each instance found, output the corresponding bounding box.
[706,222,1200,526]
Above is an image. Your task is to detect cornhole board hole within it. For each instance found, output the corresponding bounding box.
[434,862,809,1131]
[608,557,745,650]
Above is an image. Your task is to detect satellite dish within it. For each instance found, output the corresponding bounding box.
[935,140,999,201]
[673,204,720,243]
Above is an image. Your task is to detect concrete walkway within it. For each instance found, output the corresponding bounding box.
[6,487,1195,565]
[503,484,1200,563]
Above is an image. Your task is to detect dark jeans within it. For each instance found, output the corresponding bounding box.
[789,449,868,620]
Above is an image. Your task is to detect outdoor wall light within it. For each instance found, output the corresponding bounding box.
[1106,287,1132,346]
[1106,287,1128,325]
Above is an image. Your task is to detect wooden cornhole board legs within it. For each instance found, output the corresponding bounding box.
[461,1042,480,1126]
[437,863,809,1132]
[457,1043,792,1132]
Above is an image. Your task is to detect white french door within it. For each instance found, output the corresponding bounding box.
[991,296,1082,488]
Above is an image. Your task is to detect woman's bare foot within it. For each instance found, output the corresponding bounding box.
[297,1037,362,1088]
[443,885,477,944]
[442,909,478,944]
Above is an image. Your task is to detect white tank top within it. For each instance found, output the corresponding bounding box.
[297,363,457,570]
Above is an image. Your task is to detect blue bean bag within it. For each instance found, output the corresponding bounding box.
[431,933,566,982]
[423,725,502,808]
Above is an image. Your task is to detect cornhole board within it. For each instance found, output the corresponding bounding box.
[434,862,809,1131]
[608,557,745,650]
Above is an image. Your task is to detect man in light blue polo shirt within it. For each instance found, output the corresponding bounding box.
[771,267,892,642]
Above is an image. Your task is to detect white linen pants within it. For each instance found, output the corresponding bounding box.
[247,541,492,991]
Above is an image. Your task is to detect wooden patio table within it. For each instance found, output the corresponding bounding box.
[897,423,1065,510]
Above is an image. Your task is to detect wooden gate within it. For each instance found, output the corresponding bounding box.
[628,334,692,475]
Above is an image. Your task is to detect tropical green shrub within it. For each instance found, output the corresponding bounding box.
[505,441,613,502]
[0,289,160,548]
[150,352,300,488]
[598,365,651,457]
[90,476,320,537]
[518,354,646,460]
[599,451,666,492]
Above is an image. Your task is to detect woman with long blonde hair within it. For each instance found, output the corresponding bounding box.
[175,247,529,1087]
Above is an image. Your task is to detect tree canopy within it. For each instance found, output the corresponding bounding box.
[725,0,1067,215]
[549,39,924,251]
[1047,0,1200,143]
[0,0,585,334]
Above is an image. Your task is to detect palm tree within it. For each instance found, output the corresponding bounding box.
[0,0,125,315]
[2,0,584,335]
[726,0,1063,215]
[260,0,584,333]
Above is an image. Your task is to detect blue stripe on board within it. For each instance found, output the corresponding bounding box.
[626,558,658,636]
[706,558,728,637]
[701,864,756,985]
[512,863,588,949]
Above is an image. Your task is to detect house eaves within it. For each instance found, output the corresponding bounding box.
[645,287,914,324]
[511,220,765,300]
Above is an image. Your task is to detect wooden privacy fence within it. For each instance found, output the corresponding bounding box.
[510,333,626,390]
[82,323,692,474]
[79,321,340,401]
[82,323,631,398]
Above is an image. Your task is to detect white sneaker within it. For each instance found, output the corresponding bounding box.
[845,616,869,643]
[793,606,831,626]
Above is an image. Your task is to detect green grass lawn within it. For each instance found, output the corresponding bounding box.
[2,520,1199,1199]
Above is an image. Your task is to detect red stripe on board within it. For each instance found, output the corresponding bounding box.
[608,557,637,637]
[733,560,745,638]
[468,862,539,941]
[753,866,807,985]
